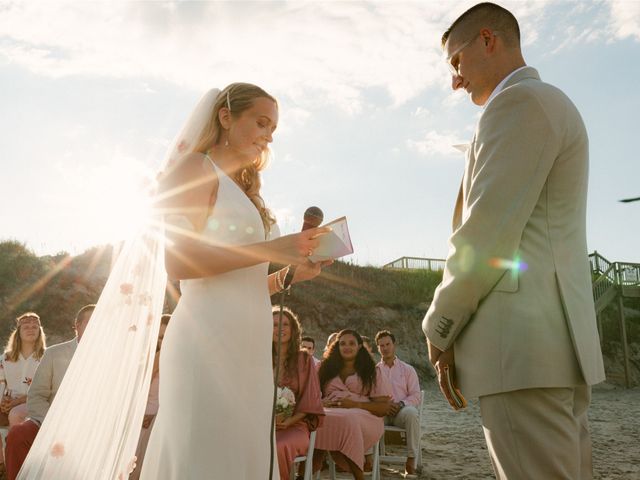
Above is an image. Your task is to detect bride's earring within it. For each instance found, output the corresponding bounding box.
[224,137,229,147]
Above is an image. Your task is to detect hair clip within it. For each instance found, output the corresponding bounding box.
[226,91,231,112]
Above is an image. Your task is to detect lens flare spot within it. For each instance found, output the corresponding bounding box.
[229,224,237,232]
[208,218,220,231]
[245,226,255,235]
[488,257,528,272]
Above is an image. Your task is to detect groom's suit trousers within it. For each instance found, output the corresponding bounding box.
[479,386,592,480]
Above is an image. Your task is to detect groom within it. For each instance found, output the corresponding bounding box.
[422,3,605,479]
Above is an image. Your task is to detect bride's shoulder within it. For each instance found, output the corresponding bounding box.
[160,152,218,186]
[172,151,216,174]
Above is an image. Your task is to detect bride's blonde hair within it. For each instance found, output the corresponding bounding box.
[192,83,277,234]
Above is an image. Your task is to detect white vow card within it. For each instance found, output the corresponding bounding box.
[309,216,354,262]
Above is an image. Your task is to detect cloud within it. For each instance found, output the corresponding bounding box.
[520,0,640,54]
[0,2,455,112]
[2,1,580,112]
[608,0,640,41]
[407,129,468,157]
[276,105,312,135]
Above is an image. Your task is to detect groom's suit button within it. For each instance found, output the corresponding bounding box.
[435,316,454,338]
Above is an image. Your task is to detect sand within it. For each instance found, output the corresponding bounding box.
[319,381,640,479]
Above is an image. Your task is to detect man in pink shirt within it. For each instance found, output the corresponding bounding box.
[301,335,321,369]
[375,330,421,477]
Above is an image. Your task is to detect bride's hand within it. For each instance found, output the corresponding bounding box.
[266,226,331,265]
[292,258,334,284]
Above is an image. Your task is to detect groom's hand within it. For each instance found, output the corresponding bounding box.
[427,339,444,366]
[428,340,462,410]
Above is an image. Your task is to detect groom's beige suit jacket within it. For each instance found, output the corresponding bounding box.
[423,67,605,399]
[27,338,77,424]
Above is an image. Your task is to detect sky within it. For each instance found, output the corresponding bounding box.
[1,0,638,267]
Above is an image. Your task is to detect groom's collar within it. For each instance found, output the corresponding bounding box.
[484,66,539,108]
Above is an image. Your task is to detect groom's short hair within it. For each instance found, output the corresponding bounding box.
[442,2,521,48]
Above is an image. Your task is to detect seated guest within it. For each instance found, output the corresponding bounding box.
[272,307,324,480]
[0,312,47,475]
[314,329,392,480]
[0,312,47,426]
[4,304,94,480]
[130,314,171,480]
[375,330,422,477]
[301,335,321,369]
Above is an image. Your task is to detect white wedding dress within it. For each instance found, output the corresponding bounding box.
[141,157,278,479]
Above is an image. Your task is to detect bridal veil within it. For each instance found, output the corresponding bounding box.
[17,89,221,479]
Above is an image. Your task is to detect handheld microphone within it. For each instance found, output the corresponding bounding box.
[301,206,324,231]
[282,206,324,289]
[269,206,324,479]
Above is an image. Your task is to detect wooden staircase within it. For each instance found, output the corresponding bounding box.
[590,251,640,312]
[590,251,640,388]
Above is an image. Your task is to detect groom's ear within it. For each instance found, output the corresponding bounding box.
[218,107,232,129]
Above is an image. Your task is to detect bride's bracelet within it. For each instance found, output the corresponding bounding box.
[275,267,289,292]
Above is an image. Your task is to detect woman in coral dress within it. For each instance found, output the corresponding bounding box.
[315,329,392,480]
[272,307,324,480]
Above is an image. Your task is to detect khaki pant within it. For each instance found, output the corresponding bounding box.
[384,406,421,460]
[479,386,592,480]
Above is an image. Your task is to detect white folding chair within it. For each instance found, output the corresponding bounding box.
[379,390,425,473]
[316,439,381,480]
[1,425,9,458]
[290,430,317,480]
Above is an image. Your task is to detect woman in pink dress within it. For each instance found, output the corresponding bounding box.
[272,307,324,480]
[314,329,392,480]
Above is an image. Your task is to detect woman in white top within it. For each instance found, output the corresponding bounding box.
[0,312,47,426]
[0,311,46,473]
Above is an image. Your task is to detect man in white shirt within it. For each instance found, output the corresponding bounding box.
[375,330,421,477]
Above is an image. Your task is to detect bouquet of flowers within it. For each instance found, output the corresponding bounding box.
[275,386,296,421]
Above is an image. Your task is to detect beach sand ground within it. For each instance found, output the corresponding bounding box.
[317,381,639,479]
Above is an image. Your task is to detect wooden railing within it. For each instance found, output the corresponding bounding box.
[382,256,446,271]
[384,252,637,286]
[589,252,640,311]
[589,251,613,276]
[592,263,616,301]
[384,252,638,305]
[618,262,640,285]
[589,252,640,388]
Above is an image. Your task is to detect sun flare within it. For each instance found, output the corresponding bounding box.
[64,156,156,251]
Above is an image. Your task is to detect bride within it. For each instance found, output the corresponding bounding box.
[17,84,330,480]
[141,84,330,479]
